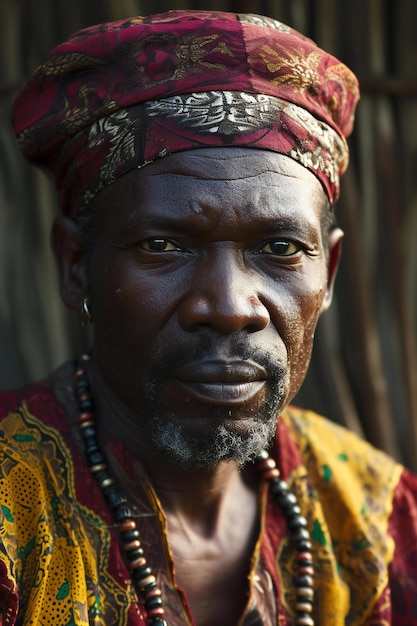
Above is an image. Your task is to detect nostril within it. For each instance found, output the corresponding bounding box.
[177,290,270,334]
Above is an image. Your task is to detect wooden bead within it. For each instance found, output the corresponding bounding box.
[122,540,142,552]
[98,477,114,489]
[119,519,136,532]
[90,463,107,473]
[77,412,94,423]
[295,586,314,599]
[295,602,313,613]
[127,557,147,570]
[262,468,280,480]
[257,457,277,471]
[137,574,156,589]
[145,588,162,599]
[297,565,314,576]
[148,607,165,618]
[296,617,314,626]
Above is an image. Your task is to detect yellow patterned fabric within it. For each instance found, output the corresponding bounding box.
[0,403,133,625]
[278,407,403,624]
[0,375,416,625]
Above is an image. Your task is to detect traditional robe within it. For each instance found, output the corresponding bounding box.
[0,362,416,625]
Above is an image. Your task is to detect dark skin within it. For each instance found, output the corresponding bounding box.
[52,148,343,626]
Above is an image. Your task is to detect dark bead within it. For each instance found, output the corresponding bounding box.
[289,504,301,516]
[291,528,311,543]
[288,515,308,530]
[297,540,313,552]
[296,595,314,605]
[297,559,314,568]
[270,479,289,496]
[94,470,110,484]
[115,505,134,523]
[132,565,152,580]
[255,450,269,463]
[79,399,94,412]
[276,492,297,510]
[87,451,105,466]
[81,427,96,439]
[149,620,166,626]
[106,489,127,509]
[85,441,99,455]
[121,529,141,543]
[145,597,163,610]
[74,377,89,388]
[126,548,145,561]
[268,478,281,492]
[293,574,313,588]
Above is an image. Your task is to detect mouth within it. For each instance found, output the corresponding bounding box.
[171,360,268,407]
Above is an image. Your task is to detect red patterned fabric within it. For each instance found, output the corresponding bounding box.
[12,11,359,215]
[0,366,417,624]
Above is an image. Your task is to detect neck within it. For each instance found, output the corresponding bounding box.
[87,358,256,527]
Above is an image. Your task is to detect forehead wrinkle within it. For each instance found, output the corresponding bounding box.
[139,149,315,183]
[145,168,303,183]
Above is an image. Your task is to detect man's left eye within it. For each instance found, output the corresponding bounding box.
[138,238,181,252]
[258,240,301,256]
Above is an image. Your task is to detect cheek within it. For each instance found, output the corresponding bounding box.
[267,272,325,396]
[286,286,325,395]
[89,259,185,359]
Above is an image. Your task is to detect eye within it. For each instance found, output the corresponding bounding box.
[258,240,301,256]
[138,238,182,252]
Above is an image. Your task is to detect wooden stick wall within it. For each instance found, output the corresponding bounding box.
[1,0,416,468]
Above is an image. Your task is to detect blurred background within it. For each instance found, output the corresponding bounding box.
[1,0,416,469]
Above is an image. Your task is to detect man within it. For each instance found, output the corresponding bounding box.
[2,9,417,626]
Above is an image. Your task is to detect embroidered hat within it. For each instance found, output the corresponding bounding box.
[12,10,359,215]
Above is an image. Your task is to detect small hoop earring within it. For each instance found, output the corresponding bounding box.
[80,297,93,326]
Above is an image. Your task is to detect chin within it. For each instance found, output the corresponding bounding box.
[148,413,278,470]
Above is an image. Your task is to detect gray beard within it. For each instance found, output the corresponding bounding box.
[149,417,278,469]
[146,379,285,470]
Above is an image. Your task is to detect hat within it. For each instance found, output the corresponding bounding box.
[12,10,360,215]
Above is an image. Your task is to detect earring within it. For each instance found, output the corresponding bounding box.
[80,297,93,326]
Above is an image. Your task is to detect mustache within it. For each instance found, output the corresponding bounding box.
[148,336,287,385]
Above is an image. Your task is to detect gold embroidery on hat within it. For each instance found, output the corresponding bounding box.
[260,47,322,93]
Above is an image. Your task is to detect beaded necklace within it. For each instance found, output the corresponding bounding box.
[74,354,315,625]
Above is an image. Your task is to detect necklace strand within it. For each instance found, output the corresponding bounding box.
[74,353,314,625]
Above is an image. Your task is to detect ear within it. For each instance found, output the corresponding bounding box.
[320,227,344,313]
[51,216,89,311]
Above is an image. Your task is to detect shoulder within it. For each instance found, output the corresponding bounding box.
[280,404,402,483]
[0,379,53,420]
[278,406,417,620]
[0,361,75,432]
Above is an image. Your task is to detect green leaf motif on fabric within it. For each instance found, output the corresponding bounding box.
[321,464,332,482]
[57,581,70,600]
[1,505,14,522]
[18,536,36,559]
[13,433,36,442]
[338,453,348,461]
[311,519,328,546]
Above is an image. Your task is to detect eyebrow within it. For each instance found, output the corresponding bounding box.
[122,211,318,238]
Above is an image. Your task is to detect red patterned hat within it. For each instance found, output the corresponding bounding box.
[12,10,359,215]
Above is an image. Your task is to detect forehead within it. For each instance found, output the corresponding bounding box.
[94,148,328,230]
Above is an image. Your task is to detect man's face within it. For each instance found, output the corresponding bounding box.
[86,148,339,467]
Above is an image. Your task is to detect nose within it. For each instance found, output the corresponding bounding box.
[178,251,270,334]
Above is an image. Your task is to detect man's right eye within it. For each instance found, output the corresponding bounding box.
[138,238,181,252]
